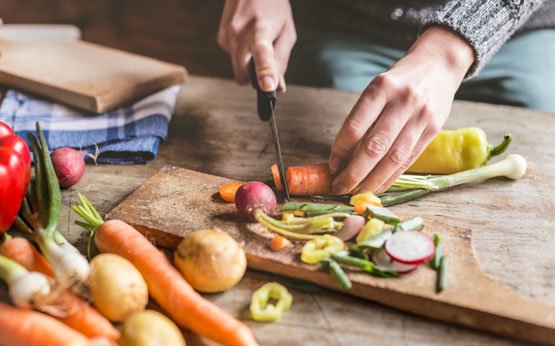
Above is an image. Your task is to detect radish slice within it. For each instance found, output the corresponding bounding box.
[385,231,434,265]
[372,248,418,274]
[336,215,365,241]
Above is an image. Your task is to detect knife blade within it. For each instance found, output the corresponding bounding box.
[248,60,290,200]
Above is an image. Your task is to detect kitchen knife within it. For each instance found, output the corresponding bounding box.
[248,60,290,200]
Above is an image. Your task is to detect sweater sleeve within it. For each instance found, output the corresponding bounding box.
[423,0,545,77]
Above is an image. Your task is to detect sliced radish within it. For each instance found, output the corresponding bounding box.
[373,248,418,273]
[336,214,365,241]
[385,231,434,265]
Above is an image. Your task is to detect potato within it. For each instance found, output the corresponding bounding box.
[174,229,246,293]
[89,253,148,322]
[119,310,186,346]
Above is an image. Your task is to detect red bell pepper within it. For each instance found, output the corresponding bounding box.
[0,121,31,234]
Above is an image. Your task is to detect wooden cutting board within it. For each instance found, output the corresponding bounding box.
[0,39,186,113]
[107,166,555,345]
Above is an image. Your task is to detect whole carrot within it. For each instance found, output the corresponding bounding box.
[272,163,333,195]
[0,301,89,346]
[0,237,120,340]
[73,194,258,346]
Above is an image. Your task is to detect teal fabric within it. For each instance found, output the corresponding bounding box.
[287,29,555,114]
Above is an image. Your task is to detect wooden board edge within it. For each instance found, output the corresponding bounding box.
[95,67,188,113]
[246,253,555,346]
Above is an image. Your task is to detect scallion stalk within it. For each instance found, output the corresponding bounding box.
[382,155,527,206]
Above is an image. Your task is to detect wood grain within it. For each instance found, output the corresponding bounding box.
[0,39,187,112]
[107,165,555,345]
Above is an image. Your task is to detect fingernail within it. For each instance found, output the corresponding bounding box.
[329,158,341,175]
[260,76,275,91]
[332,183,348,195]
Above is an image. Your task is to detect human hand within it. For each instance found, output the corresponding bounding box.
[217,0,296,92]
[329,27,475,195]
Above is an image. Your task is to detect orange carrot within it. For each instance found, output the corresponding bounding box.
[0,302,89,346]
[272,163,333,195]
[0,237,54,277]
[219,182,243,203]
[270,236,291,252]
[270,164,283,191]
[95,219,258,346]
[353,200,382,215]
[0,237,120,341]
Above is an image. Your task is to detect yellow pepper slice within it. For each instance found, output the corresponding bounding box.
[356,218,385,243]
[408,127,511,174]
[300,235,344,264]
[250,282,293,322]
[349,192,382,206]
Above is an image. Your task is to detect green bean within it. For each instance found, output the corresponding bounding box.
[437,256,448,292]
[324,258,352,290]
[430,234,443,270]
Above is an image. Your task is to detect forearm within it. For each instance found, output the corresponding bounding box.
[424,0,545,77]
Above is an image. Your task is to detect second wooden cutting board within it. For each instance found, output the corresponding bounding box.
[107,165,555,345]
[0,39,186,113]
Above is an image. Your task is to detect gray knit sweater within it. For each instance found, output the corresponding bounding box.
[292,0,554,76]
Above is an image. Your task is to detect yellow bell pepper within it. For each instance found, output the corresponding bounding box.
[356,218,385,243]
[408,127,511,174]
[250,282,293,322]
[300,235,344,264]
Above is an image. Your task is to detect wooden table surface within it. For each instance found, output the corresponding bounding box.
[46,76,555,345]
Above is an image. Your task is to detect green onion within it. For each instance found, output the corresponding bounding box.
[381,155,528,206]
[280,202,354,216]
[18,123,90,288]
[354,229,392,250]
[366,206,401,225]
[394,216,424,232]
[322,258,352,290]
[437,256,448,292]
[430,234,443,270]
[0,254,51,309]
[331,251,399,278]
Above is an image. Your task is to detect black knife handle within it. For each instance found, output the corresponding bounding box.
[248,59,276,122]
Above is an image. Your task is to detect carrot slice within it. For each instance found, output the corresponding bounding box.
[272,163,333,196]
[353,200,383,215]
[219,182,243,203]
[270,164,283,192]
[270,236,291,252]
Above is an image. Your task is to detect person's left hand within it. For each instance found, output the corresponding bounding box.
[328,27,475,195]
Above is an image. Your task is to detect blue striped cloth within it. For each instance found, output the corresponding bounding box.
[0,85,181,164]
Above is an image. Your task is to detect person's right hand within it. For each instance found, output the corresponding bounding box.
[217,0,296,92]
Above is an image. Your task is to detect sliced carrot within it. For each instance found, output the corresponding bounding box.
[272,163,333,196]
[0,302,89,346]
[353,200,383,215]
[0,237,120,340]
[95,219,258,346]
[219,182,243,203]
[270,164,283,191]
[270,236,291,252]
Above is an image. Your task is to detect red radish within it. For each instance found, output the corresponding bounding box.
[385,231,434,265]
[373,248,418,273]
[235,181,277,216]
[50,148,85,188]
[336,215,365,241]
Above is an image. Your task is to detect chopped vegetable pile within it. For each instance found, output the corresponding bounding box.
[241,187,448,293]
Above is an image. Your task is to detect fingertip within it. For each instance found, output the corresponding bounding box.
[259,76,276,92]
[328,157,341,175]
